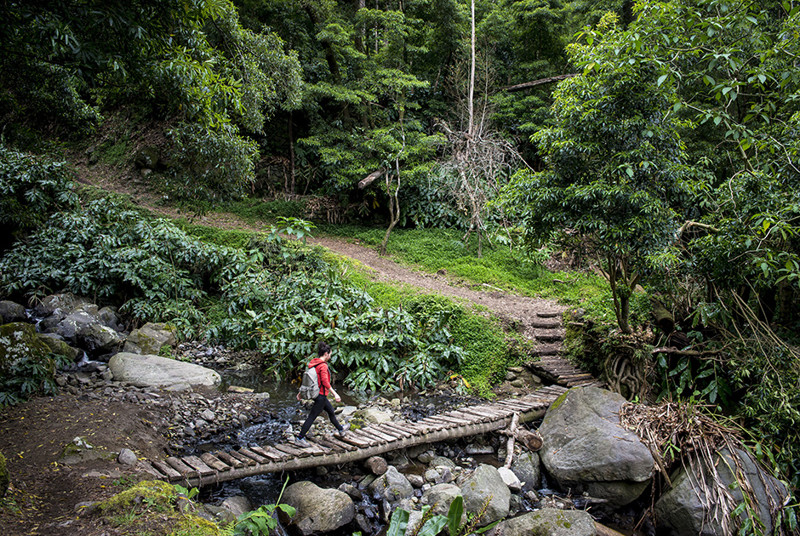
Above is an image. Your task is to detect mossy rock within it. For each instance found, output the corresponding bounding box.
[0,323,57,400]
[170,513,225,536]
[38,335,80,361]
[94,480,224,535]
[97,480,177,514]
[0,450,10,498]
[0,323,52,371]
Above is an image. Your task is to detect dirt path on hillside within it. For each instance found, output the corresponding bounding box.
[75,163,567,332]
[307,236,566,329]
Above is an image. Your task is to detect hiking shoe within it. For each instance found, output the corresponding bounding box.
[334,429,348,439]
[295,437,310,447]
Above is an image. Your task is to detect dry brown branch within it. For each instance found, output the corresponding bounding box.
[358,169,384,189]
[619,402,783,535]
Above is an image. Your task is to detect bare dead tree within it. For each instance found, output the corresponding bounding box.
[437,51,529,257]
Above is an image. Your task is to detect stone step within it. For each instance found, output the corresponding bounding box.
[530,317,562,329]
[531,343,560,356]
[532,329,564,342]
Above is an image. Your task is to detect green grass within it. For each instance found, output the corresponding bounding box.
[318,224,613,310]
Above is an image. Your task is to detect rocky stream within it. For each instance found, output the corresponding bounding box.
[0,293,790,536]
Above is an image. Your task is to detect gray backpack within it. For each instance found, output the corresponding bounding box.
[299,364,320,400]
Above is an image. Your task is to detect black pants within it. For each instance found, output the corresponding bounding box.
[298,395,342,439]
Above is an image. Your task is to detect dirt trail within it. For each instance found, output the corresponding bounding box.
[308,235,566,335]
[88,170,568,338]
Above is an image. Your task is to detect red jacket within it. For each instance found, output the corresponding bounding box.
[308,358,332,396]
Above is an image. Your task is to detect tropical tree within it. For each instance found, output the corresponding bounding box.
[502,13,694,333]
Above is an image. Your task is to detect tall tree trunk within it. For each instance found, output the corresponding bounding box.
[380,160,401,255]
[468,0,475,137]
[355,0,366,53]
[288,112,296,196]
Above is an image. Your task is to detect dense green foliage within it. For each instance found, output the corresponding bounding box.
[0,144,78,251]
[2,0,800,519]
[0,192,467,392]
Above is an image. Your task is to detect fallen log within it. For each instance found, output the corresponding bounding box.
[358,170,385,189]
[503,73,579,92]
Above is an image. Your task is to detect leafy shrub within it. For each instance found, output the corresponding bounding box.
[0,198,233,337]
[222,197,308,224]
[0,145,78,250]
[161,122,259,203]
[0,198,463,391]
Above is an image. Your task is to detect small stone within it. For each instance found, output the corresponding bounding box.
[406,474,424,488]
[417,450,435,464]
[117,448,137,466]
[424,469,440,483]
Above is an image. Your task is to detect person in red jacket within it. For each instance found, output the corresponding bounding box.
[295,341,347,447]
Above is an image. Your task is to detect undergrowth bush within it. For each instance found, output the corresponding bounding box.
[0,144,78,250]
[0,197,463,392]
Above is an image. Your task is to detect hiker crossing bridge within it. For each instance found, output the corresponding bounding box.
[140,385,568,488]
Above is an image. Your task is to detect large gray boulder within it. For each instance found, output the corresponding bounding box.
[460,464,510,526]
[421,483,462,518]
[0,300,26,323]
[34,293,89,317]
[108,352,220,390]
[655,448,789,535]
[368,466,413,502]
[281,480,354,535]
[539,387,654,506]
[497,509,597,536]
[510,451,541,492]
[55,306,123,355]
[123,322,176,355]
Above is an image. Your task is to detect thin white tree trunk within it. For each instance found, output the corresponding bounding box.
[468,0,475,137]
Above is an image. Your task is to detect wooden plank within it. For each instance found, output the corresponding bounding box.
[165,456,199,479]
[305,436,333,453]
[200,453,231,472]
[423,415,460,429]
[461,406,507,421]
[139,461,167,479]
[215,451,245,469]
[398,421,428,434]
[238,448,268,464]
[316,435,355,451]
[273,443,310,457]
[431,415,472,428]
[442,411,480,425]
[431,413,473,426]
[349,429,383,445]
[376,422,414,439]
[494,400,532,412]
[364,424,403,441]
[227,450,257,466]
[182,455,215,477]
[406,421,435,434]
[152,460,182,481]
[338,431,372,448]
[457,408,496,421]
[251,446,285,462]
[360,426,398,443]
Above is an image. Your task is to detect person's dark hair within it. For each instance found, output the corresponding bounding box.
[318,341,331,357]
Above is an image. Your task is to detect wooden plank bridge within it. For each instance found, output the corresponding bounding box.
[139,385,568,488]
